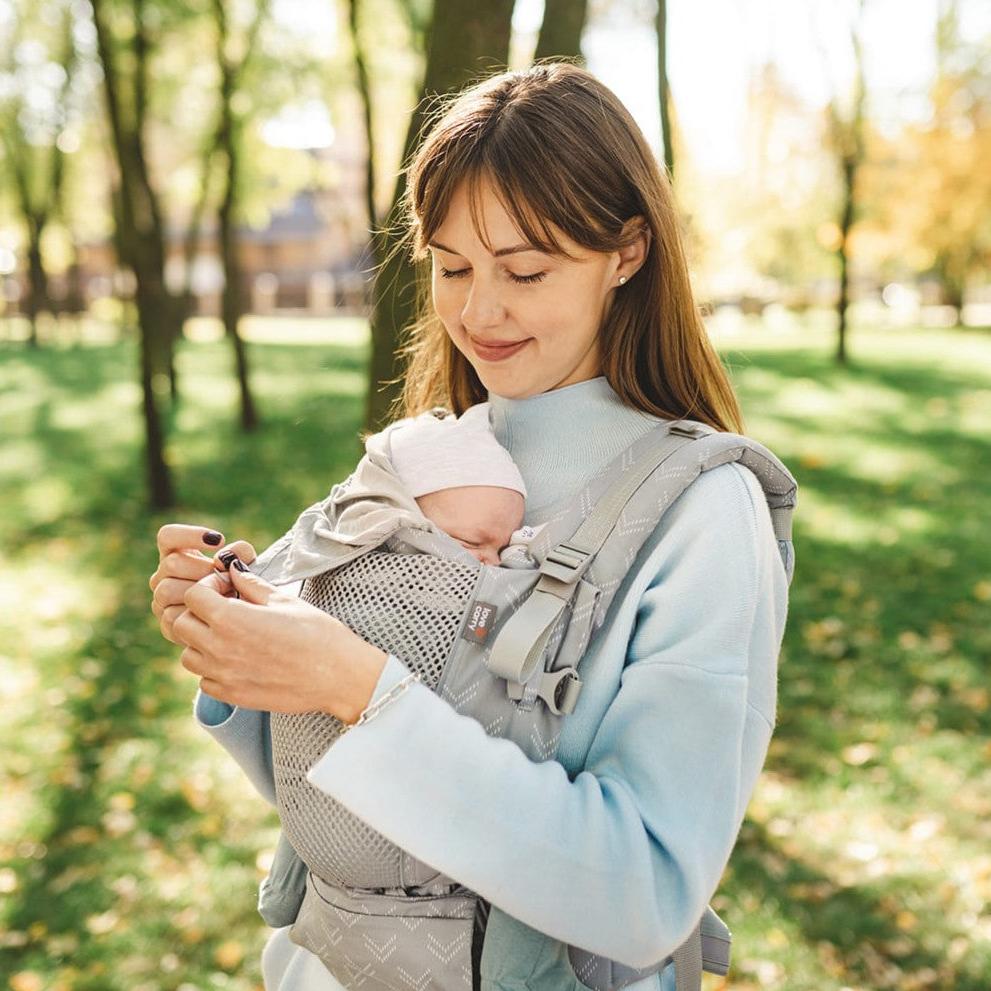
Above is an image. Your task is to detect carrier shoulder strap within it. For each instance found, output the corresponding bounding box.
[485,421,798,694]
[568,902,731,991]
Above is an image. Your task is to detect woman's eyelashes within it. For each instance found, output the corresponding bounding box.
[439,266,547,285]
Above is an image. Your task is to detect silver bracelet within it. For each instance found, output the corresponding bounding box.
[346,670,421,730]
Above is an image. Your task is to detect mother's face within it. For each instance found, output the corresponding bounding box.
[428,176,645,399]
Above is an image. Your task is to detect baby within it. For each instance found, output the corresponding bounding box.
[383,402,545,568]
[230,403,544,927]
[219,402,546,929]
[215,403,545,592]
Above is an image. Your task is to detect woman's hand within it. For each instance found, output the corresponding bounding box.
[176,565,389,722]
[150,524,256,644]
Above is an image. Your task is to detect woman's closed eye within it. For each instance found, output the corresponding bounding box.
[439,266,546,285]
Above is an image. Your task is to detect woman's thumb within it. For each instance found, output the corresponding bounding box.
[228,560,274,604]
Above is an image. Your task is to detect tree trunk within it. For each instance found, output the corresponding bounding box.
[828,0,867,366]
[933,251,965,327]
[534,0,588,62]
[364,0,516,436]
[348,0,378,240]
[24,226,48,348]
[214,0,260,432]
[656,0,674,180]
[218,147,258,431]
[89,0,175,509]
[135,262,175,508]
[835,158,854,365]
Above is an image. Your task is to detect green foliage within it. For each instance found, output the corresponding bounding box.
[716,319,991,990]
[1,316,990,990]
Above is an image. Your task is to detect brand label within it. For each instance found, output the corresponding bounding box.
[462,600,498,643]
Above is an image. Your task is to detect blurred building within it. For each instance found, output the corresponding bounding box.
[27,123,377,320]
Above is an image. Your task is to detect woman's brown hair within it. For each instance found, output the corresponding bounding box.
[382,60,744,434]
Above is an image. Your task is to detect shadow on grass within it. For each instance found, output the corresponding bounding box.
[2,332,989,988]
[1,337,374,987]
[731,818,991,991]
[2,339,372,554]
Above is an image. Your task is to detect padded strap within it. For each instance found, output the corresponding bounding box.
[486,422,799,691]
[486,428,699,687]
[557,427,703,567]
[672,920,703,991]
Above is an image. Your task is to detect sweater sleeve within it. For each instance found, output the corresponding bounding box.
[190,649,414,807]
[305,463,788,969]
[192,693,278,807]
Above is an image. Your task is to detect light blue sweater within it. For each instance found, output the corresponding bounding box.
[193,375,791,991]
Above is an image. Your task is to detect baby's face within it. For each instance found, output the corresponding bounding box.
[415,486,526,566]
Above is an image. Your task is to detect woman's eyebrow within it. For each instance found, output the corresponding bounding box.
[427,239,541,257]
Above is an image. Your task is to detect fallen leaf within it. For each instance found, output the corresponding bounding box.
[10,973,43,991]
[215,940,244,970]
[842,742,878,766]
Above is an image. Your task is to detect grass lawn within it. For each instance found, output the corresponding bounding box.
[1,315,989,991]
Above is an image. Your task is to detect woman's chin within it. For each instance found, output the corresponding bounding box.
[478,371,540,400]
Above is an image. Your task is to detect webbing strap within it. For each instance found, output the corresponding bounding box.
[486,572,580,684]
[672,920,703,991]
[507,666,583,715]
[558,426,704,572]
[486,427,700,686]
[486,422,798,692]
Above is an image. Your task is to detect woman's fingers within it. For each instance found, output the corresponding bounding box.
[173,606,214,652]
[149,550,216,592]
[151,524,243,648]
[210,540,258,569]
[152,575,197,612]
[180,644,206,676]
[160,604,186,644]
[157,524,224,559]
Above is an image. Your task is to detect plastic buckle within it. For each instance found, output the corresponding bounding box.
[669,422,703,438]
[541,541,592,583]
[507,668,583,715]
[544,667,582,715]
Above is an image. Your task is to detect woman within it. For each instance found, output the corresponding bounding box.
[149,62,793,990]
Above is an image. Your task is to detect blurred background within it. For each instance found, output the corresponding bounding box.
[1,0,989,989]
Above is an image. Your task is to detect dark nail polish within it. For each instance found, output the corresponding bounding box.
[217,549,238,570]
[203,530,223,546]
[231,558,249,573]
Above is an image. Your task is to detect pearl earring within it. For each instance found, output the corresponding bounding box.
[618,276,627,285]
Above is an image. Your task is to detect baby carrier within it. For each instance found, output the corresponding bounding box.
[246,411,798,991]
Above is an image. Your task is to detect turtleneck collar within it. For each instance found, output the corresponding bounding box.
[487,376,662,517]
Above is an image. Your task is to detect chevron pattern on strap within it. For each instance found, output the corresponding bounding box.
[486,420,799,693]
[485,427,700,687]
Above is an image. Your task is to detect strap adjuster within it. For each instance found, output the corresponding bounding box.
[542,541,592,583]
[507,667,583,715]
[669,422,704,438]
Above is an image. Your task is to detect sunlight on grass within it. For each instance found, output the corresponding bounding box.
[47,382,143,435]
[0,439,45,481]
[2,316,989,990]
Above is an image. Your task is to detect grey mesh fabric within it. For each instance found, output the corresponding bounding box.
[249,414,798,991]
[273,551,478,891]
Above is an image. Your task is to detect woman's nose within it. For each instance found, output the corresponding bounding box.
[461,280,505,331]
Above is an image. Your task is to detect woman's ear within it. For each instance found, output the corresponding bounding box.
[615,215,651,282]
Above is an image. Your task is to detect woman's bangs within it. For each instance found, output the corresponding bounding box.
[457,163,574,261]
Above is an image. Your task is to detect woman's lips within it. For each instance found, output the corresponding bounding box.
[472,338,531,362]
